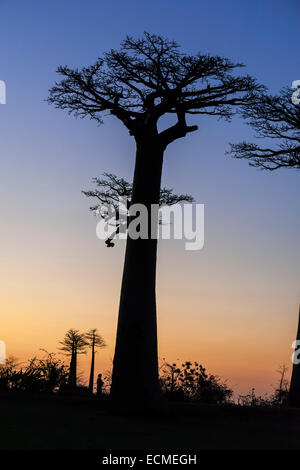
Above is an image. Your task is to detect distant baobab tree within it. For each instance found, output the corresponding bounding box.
[230,86,300,405]
[59,329,88,388]
[85,328,106,394]
[82,172,194,247]
[48,32,261,408]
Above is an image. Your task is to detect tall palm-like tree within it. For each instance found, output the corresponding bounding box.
[59,329,88,388]
[85,328,106,394]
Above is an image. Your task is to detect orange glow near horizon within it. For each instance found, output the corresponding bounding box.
[2,234,299,397]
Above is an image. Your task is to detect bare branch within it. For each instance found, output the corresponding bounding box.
[229,87,300,170]
[48,32,262,142]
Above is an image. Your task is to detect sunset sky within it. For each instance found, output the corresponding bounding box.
[1,0,300,396]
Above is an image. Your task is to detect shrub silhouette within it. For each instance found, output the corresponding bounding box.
[159,360,233,404]
[0,352,68,394]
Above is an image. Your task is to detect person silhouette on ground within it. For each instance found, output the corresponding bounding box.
[96,373,104,397]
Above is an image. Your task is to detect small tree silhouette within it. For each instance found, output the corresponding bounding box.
[159,360,232,404]
[85,328,106,394]
[273,364,289,406]
[58,329,88,388]
[82,172,194,247]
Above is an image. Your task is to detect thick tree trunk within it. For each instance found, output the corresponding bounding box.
[288,306,300,406]
[89,341,95,394]
[110,135,164,409]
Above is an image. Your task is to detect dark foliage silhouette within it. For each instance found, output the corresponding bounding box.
[83,172,194,247]
[0,357,19,391]
[48,31,262,408]
[238,366,289,407]
[237,388,270,407]
[58,329,88,389]
[159,360,233,404]
[85,328,106,394]
[273,365,289,406]
[0,350,289,412]
[0,352,68,393]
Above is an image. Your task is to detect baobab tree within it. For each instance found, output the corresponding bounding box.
[48,32,261,408]
[230,86,300,405]
[85,328,106,394]
[58,329,88,388]
[82,172,194,247]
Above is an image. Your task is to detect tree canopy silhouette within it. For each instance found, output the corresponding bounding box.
[83,172,194,247]
[48,32,262,409]
[58,329,88,389]
[230,87,300,170]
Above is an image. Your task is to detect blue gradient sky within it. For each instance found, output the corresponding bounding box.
[0,0,299,394]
